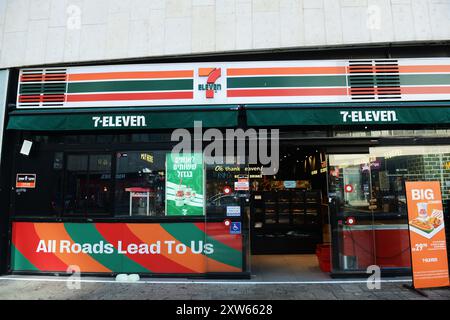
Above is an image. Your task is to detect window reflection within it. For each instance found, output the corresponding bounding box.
[329,145,450,273]
[205,163,241,217]
[114,151,166,217]
[64,154,111,216]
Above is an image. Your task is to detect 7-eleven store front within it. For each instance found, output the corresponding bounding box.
[4,58,450,278]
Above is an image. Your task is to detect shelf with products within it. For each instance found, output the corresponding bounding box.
[253,189,322,228]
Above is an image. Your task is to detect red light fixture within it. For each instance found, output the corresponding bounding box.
[223,186,232,194]
[346,217,356,225]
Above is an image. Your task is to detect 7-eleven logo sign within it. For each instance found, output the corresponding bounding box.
[198,68,222,98]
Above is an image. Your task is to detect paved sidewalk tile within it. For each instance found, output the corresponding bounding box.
[0,277,449,300]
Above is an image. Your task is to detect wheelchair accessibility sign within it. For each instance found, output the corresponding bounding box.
[230,222,241,235]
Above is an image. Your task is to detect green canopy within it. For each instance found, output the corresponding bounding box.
[246,105,450,126]
[7,106,239,131]
[9,103,450,130]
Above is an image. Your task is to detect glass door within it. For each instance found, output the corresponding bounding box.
[328,153,376,273]
[204,156,249,275]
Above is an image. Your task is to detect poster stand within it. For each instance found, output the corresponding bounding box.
[404,218,429,297]
[404,189,428,298]
[404,181,450,292]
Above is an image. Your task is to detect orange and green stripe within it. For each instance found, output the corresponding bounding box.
[11,222,243,274]
[226,67,450,98]
[67,79,193,93]
[64,75,194,102]
[64,223,150,273]
[227,75,347,88]
[160,223,242,269]
[227,66,347,76]
[96,223,198,273]
[11,244,39,272]
[227,67,350,98]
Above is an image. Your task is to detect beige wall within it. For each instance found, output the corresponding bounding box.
[0,0,449,68]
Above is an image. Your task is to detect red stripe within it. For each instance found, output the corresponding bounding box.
[401,86,450,94]
[349,87,401,95]
[20,74,67,82]
[95,223,196,273]
[227,66,347,76]
[227,88,347,97]
[19,94,65,103]
[193,223,242,252]
[12,222,68,271]
[66,91,193,102]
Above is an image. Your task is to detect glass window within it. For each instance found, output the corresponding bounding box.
[205,163,241,217]
[334,128,450,138]
[14,151,64,217]
[329,145,450,274]
[15,132,313,224]
[64,154,88,215]
[63,154,112,216]
[114,151,166,217]
[368,145,450,214]
[87,154,112,215]
[328,154,376,272]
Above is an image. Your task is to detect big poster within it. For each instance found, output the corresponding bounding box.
[166,153,205,216]
[405,181,450,289]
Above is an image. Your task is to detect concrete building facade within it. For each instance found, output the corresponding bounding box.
[0,0,449,68]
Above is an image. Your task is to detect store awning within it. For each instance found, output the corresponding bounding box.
[246,104,450,126]
[7,106,239,131]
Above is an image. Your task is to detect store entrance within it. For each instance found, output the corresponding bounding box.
[249,146,329,255]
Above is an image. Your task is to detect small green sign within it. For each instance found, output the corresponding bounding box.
[165,153,205,216]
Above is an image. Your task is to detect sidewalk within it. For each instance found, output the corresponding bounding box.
[0,275,449,300]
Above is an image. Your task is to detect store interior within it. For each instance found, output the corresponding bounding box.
[249,145,331,277]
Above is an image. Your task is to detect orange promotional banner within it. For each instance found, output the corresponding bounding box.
[405,181,450,289]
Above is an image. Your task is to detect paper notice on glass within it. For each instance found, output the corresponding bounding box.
[20,140,33,156]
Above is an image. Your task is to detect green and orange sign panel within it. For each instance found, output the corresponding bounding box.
[166,153,205,216]
[17,58,450,109]
[405,181,450,289]
[11,222,242,274]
